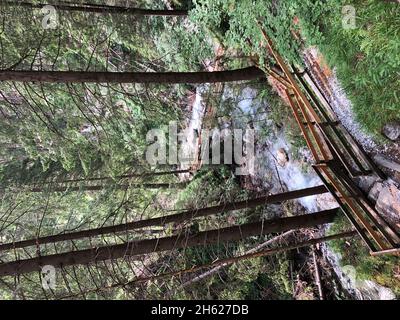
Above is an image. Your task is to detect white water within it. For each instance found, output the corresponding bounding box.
[321,242,396,300]
[263,133,325,212]
[227,85,337,212]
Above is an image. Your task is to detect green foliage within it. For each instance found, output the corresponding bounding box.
[155,23,214,72]
[0,3,186,180]
[180,244,292,300]
[190,0,332,67]
[310,1,400,134]
[176,165,246,210]
[1,0,397,300]
[191,0,400,134]
[0,2,200,299]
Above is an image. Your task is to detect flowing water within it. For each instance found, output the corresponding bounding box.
[222,84,396,300]
[180,80,396,299]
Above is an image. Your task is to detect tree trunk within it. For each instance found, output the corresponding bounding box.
[0,209,339,277]
[59,230,357,298]
[5,1,189,16]
[0,185,327,251]
[39,169,191,185]
[29,182,187,192]
[0,67,265,84]
[125,231,356,289]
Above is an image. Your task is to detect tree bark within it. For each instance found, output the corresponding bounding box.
[39,169,191,185]
[59,230,357,298]
[0,208,339,277]
[0,67,265,84]
[29,182,187,192]
[127,231,356,288]
[5,1,189,16]
[0,185,328,251]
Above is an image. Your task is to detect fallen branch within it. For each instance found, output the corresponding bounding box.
[181,230,296,288]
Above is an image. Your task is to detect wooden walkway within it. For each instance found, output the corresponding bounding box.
[258,27,400,256]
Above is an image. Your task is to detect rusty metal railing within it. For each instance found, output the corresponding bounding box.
[257,25,400,256]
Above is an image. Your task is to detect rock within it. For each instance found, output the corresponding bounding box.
[382,121,400,141]
[316,193,339,210]
[322,246,397,300]
[276,148,289,167]
[373,155,400,173]
[368,180,400,230]
[355,175,380,194]
[368,181,384,202]
[375,182,400,223]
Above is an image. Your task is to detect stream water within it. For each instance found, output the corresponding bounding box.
[181,81,396,299]
[229,84,396,300]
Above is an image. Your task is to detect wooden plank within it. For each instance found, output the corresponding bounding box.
[370,247,400,257]
[295,61,373,176]
[318,125,363,177]
[257,24,394,254]
[328,125,370,175]
[258,27,323,124]
[295,71,338,121]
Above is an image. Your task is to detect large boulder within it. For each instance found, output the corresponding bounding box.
[375,182,400,225]
[373,155,400,173]
[368,180,400,230]
[382,122,400,141]
[316,193,339,210]
[368,181,384,202]
[355,175,380,194]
